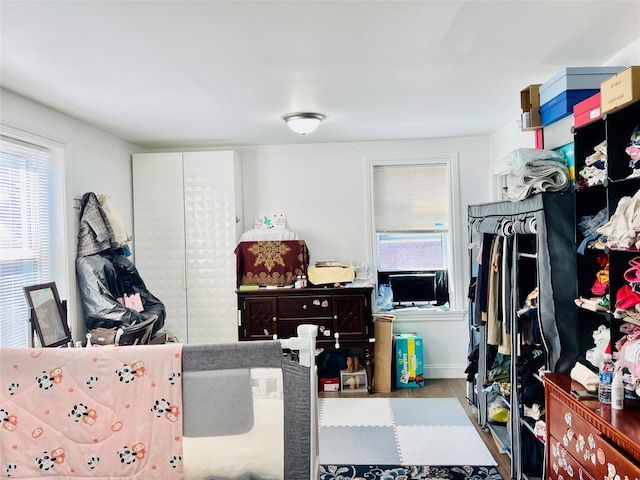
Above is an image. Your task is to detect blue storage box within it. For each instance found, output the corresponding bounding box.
[539,66,625,105]
[541,89,599,126]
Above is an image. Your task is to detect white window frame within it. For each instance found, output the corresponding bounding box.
[0,121,69,347]
[364,153,463,311]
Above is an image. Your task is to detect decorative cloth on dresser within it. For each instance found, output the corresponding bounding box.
[235,240,310,286]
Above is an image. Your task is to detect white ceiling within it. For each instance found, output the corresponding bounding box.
[1,1,639,149]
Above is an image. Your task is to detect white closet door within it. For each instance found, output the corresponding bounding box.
[183,151,241,343]
[132,152,188,341]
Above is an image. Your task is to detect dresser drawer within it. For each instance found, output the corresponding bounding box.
[278,295,333,318]
[277,318,333,339]
[547,392,640,479]
[549,435,596,480]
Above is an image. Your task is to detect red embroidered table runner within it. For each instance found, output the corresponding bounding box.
[235,240,309,286]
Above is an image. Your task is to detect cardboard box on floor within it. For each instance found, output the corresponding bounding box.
[373,314,394,393]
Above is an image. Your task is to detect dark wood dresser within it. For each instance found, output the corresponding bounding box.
[543,373,640,480]
[237,286,375,392]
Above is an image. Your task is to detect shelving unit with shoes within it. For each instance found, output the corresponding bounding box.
[340,369,367,392]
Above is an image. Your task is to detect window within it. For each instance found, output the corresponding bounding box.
[0,136,52,347]
[377,233,445,271]
[368,155,460,309]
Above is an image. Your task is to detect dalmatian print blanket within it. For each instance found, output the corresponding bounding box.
[0,344,184,478]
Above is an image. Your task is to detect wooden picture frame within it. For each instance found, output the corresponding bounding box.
[23,282,71,347]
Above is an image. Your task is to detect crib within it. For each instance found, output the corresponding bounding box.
[0,325,319,480]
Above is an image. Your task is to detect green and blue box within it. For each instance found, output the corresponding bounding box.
[394,333,424,388]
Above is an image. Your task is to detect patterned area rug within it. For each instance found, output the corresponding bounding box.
[319,398,500,479]
[319,465,502,480]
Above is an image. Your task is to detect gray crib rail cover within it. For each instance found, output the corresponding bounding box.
[468,192,578,373]
[182,341,312,480]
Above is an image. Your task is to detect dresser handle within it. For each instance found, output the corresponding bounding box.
[334,315,338,320]
[303,304,307,309]
[272,316,277,322]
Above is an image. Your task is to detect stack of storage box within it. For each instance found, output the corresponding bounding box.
[572,66,640,129]
[540,66,625,126]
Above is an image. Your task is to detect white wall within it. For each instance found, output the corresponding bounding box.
[0,88,142,338]
[392,310,468,378]
[604,39,640,67]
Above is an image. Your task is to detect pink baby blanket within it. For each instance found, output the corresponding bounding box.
[0,344,184,479]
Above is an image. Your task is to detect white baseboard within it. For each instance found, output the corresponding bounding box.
[423,364,467,379]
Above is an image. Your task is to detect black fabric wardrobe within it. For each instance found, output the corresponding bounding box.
[468,191,578,373]
[468,191,578,480]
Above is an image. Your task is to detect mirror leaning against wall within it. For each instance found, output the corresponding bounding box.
[23,282,71,347]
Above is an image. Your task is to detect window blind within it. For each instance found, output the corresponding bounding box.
[373,163,448,232]
[0,136,51,347]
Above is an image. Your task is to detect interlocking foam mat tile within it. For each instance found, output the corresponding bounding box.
[319,398,496,466]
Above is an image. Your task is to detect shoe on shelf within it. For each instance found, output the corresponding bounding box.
[353,356,361,372]
[346,356,353,373]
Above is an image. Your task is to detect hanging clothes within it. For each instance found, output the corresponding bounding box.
[487,236,502,346]
[98,194,132,250]
[473,234,494,327]
[77,192,117,258]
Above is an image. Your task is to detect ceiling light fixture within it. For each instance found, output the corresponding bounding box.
[283,112,326,135]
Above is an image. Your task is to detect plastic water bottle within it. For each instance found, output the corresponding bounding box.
[611,371,624,410]
[598,352,614,404]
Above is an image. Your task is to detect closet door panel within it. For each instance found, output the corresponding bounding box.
[234,156,244,240]
[183,151,240,344]
[132,152,188,342]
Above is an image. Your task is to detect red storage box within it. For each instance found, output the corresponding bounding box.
[573,92,601,128]
[320,377,339,392]
[535,128,544,149]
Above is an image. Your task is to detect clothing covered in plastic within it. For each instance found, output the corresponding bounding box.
[76,249,165,334]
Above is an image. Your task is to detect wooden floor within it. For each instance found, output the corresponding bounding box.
[319,377,511,480]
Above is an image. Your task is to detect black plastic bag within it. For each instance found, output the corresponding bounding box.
[76,250,165,334]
